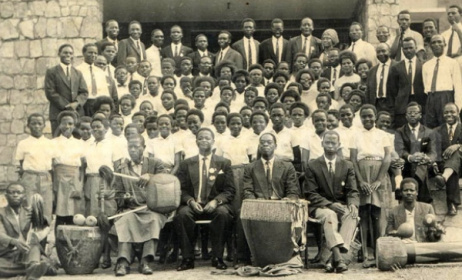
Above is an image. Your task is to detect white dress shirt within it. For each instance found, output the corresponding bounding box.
[348,39,378,66]
[404,58,417,95]
[75,62,110,99]
[243,37,257,66]
[442,23,462,56]
[130,37,144,60]
[145,45,162,77]
[375,59,391,98]
[272,36,284,63]
[198,153,212,203]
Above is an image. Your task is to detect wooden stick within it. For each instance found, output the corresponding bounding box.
[113,172,140,181]
[108,205,148,220]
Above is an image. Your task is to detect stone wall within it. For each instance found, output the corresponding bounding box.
[366,0,401,45]
[0,0,103,188]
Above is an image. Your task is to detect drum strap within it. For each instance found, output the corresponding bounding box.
[290,201,308,252]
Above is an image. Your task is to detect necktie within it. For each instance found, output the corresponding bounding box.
[265,161,272,196]
[351,42,355,52]
[90,65,97,96]
[219,50,224,62]
[411,127,417,140]
[431,58,439,93]
[449,125,454,142]
[66,66,70,79]
[332,67,337,86]
[396,32,403,61]
[248,38,252,69]
[107,67,112,79]
[408,60,413,94]
[447,29,455,57]
[328,161,334,185]
[303,36,309,56]
[378,63,386,98]
[175,45,179,57]
[275,39,280,63]
[200,157,207,203]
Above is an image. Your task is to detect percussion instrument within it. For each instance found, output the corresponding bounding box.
[240,199,308,267]
[55,225,103,274]
[377,237,462,271]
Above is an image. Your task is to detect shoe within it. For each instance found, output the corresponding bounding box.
[335,260,348,273]
[213,258,227,270]
[115,263,129,277]
[26,261,50,280]
[177,259,194,271]
[311,251,322,263]
[101,258,112,269]
[138,263,153,275]
[434,175,446,190]
[448,204,458,216]
[324,262,334,273]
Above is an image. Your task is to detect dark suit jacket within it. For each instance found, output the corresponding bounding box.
[388,59,426,115]
[395,124,437,179]
[114,157,166,209]
[188,50,215,76]
[243,159,300,200]
[434,123,462,158]
[259,37,289,65]
[232,38,260,68]
[215,48,244,70]
[304,157,359,215]
[365,60,397,109]
[286,35,322,69]
[386,202,434,242]
[117,38,147,66]
[44,65,88,120]
[161,44,194,72]
[177,154,235,205]
[0,206,32,257]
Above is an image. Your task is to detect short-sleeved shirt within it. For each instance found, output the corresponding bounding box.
[216,134,251,165]
[85,138,124,173]
[304,131,324,160]
[106,133,129,160]
[266,127,296,161]
[52,135,85,167]
[145,134,182,167]
[180,130,200,160]
[15,135,54,171]
[335,125,358,159]
[291,125,313,148]
[352,127,391,161]
[245,131,262,160]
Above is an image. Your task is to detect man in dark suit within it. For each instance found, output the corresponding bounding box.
[232,18,260,70]
[395,102,437,203]
[96,19,119,66]
[259,18,289,66]
[388,37,426,128]
[0,183,52,279]
[386,178,436,242]
[215,30,244,70]
[161,25,193,74]
[236,133,300,266]
[305,130,359,273]
[434,103,462,215]
[45,44,88,134]
[286,17,322,70]
[117,21,146,66]
[321,48,341,86]
[175,128,235,271]
[188,34,215,76]
[365,43,396,113]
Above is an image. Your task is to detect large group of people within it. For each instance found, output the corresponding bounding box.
[1,4,462,279]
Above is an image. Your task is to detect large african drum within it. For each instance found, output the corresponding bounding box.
[56,225,103,274]
[240,199,309,267]
[144,174,181,214]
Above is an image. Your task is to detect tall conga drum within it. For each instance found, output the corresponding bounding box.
[56,225,103,275]
[240,199,309,267]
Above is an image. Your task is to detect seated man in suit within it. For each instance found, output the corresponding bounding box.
[395,102,437,203]
[161,25,193,74]
[237,133,300,266]
[175,128,235,271]
[386,178,436,242]
[305,130,359,273]
[215,31,244,70]
[0,183,52,279]
[434,103,462,215]
[113,135,167,276]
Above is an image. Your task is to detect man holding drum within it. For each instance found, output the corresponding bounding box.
[304,130,359,273]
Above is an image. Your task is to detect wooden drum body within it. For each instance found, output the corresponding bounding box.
[240,199,308,267]
[145,174,181,214]
[56,225,103,275]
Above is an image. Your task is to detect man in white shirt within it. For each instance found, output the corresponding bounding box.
[259,18,289,65]
[232,18,260,70]
[348,22,377,66]
[76,43,113,116]
[390,10,425,61]
[442,5,462,58]
[422,34,462,128]
[145,29,164,78]
[161,25,193,73]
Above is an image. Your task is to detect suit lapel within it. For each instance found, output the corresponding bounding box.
[272,160,284,198]
[188,156,200,199]
[128,39,141,56]
[5,206,20,236]
[255,160,270,198]
[319,158,334,195]
[296,37,302,51]
[141,158,149,175]
[57,65,71,89]
[397,204,406,226]
[205,155,218,198]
